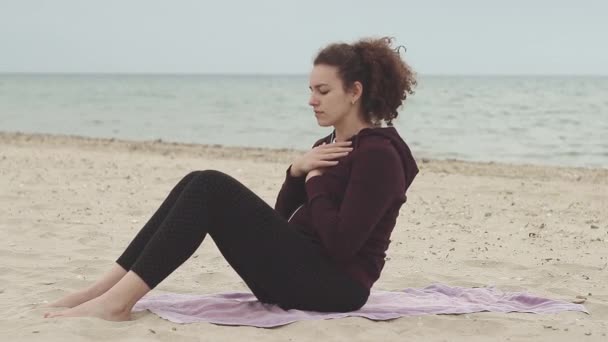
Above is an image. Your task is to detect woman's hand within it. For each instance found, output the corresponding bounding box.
[290,141,353,177]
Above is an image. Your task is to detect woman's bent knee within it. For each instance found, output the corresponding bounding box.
[184,169,228,183]
[183,170,236,197]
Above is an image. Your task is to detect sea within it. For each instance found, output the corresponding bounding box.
[0,73,606,168]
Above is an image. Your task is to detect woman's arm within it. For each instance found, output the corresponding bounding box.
[274,165,306,220]
[305,143,405,262]
[274,135,335,220]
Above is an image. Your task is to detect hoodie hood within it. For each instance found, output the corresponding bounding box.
[318,127,419,190]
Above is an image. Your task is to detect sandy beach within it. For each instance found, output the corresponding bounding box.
[0,131,606,341]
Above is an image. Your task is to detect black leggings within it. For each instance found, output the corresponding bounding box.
[116,170,369,312]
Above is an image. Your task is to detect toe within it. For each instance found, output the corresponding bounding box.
[44,311,65,318]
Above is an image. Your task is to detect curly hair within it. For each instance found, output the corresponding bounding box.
[313,37,417,126]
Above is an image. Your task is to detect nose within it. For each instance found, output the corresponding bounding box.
[308,94,319,107]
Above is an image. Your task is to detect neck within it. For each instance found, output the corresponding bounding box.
[333,112,374,142]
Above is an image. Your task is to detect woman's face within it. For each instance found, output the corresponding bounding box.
[308,64,353,127]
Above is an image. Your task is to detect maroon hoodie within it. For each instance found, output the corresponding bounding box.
[274,126,419,290]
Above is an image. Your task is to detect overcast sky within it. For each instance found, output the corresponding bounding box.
[1,0,606,75]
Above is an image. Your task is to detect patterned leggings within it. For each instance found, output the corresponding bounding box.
[116,170,368,312]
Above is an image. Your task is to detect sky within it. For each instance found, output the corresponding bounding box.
[1,0,607,75]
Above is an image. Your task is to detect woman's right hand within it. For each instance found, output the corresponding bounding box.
[290,141,353,177]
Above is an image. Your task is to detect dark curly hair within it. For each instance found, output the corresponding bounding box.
[313,37,416,126]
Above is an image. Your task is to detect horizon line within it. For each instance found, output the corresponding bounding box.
[1,71,608,77]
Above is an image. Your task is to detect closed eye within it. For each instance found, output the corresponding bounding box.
[309,83,329,95]
[308,88,329,95]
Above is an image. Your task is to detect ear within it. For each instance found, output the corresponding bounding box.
[350,81,363,104]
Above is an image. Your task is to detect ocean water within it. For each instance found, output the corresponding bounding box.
[0,73,606,168]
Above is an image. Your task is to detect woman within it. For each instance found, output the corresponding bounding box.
[44,37,419,321]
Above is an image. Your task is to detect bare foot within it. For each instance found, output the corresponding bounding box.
[43,295,131,321]
[45,289,99,308]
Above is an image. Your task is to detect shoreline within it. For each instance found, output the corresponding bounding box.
[2,131,607,185]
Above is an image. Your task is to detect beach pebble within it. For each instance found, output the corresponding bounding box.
[573,295,587,303]
[590,225,599,229]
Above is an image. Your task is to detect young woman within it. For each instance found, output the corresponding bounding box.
[44,37,419,321]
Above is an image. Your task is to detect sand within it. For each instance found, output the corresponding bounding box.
[0,131,606,341]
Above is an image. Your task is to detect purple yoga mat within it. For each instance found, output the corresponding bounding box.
[132,284,587,327]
